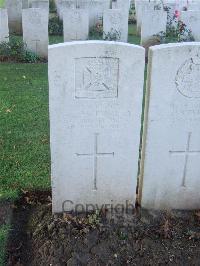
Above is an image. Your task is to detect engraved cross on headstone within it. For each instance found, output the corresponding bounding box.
[71,31,78,41]
[76,133,114,190]
[32,39,40,54]
[169,132,200,187]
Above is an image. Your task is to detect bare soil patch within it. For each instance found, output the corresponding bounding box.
[6,192,200,265]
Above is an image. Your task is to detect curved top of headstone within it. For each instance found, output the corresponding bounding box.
[48,40,144,51]
[148,42,200,99]
[149,42,200,51]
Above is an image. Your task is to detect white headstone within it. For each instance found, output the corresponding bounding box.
[63,9,89,41]
[103,9,128,42]
[112,0,130,14]
[57,0,76,20]
[49,41,145,213]
[141,10,167,45]
[5,0,22,34]
[141,43,200,210]
[165,0,187,11]
[136,1,158,35]
[0,9,9,43]
[163,0,188,11]
[188,2,200,11]
[76,0,110,28]
[89,0,110,28]
[31,0,49,9]
[22,8,49,58]
[181,11,200,41]
[112,1,117,9]
[22,0,29,8]
[178,0,189,10]
[112,0,129,28]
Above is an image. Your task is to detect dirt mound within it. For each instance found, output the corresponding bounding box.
[7,192,200,265]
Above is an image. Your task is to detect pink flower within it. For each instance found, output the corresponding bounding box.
[175,10,180,18]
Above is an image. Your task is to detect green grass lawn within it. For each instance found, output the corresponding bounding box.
[0,63,50,201]
[0,0,4,8]
[49,35,64,44]
[0,25,140,265]
[1,26,139,199]
[49,26,140,45]
[128,24,140,45]
[0,26,138,201]
[0,63,50,266]
[14,24,140,46]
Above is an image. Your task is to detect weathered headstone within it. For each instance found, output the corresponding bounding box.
[178,0,189,10]
[112,0,130,14]
[165,0,187,11]
[141,10,167,45]
[49,41,145,212]
[22,0,29,8]
[57,0,76,20]
[141,43,200,210]
[0,9,9,43]
[112,0,117,9]
[76,0,110,28]
[162,0,188,11]
[135,0,159,35]
[88,0,110,28]
[5,0,22,34]
[112,0,129,27]
[181,11,200,41]
[31,0,49,9]
[103,9,128,42]
[188,2,200,11]
[63,9,89,41]
[22,8,49,58]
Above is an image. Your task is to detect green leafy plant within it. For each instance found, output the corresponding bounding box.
[0,36,43,63]
[155,6,194,43]
[23,50,41,63]
[49,16,63,36]
[103,29,121,41]
[129,7,136,24]
[89,23,103,40]
[157,21,194,43]
[87,211,100,227]
[0,36,24,61]
[49,0,56,13]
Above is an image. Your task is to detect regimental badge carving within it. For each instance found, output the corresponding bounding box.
[175,57,200,98]
[29,12,42,25]
[110,13,122,25]
[75,57,119,99]
[71,11,81,23]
